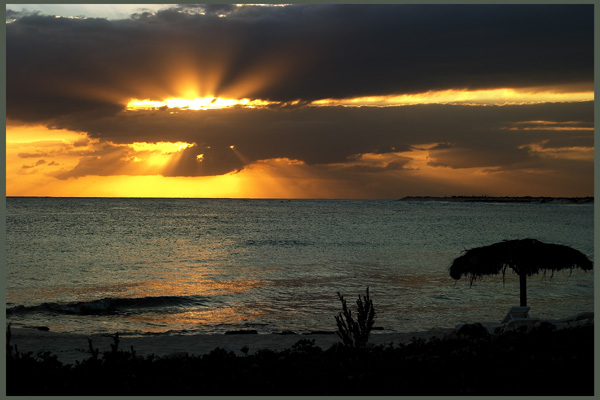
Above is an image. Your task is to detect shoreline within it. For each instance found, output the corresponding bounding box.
[10,310,592,365]
[8,321,594,395]
[10,326,456,365]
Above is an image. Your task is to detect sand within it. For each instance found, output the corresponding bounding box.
[10,311,592,365]
[9,327,456,365]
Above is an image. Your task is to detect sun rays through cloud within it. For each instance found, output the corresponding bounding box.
[126,97,273,111]
[125,87,593,112]
[6,4,594,198]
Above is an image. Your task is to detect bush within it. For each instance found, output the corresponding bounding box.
[334,287,375,347]
[6,324,594,395]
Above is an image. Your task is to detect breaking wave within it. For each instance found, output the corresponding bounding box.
[6,295,209,316]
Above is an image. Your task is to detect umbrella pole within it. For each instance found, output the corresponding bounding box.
[519,274,527,307]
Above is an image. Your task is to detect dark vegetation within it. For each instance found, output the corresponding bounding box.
[6,322,593,395]
[335,287,376,347]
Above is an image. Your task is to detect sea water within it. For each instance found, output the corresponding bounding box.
[5,198,594,336]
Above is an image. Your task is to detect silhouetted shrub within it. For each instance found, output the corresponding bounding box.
[6,323,12,357]
[335,287,375,347]
[456,322,490,339]
[6,324,593,395]
[291,338,316,351]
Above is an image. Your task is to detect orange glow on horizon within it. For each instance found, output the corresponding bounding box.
[125,86,593,112]
[6,118,593,199]
[7,125,594,199]
[6,155,592,199]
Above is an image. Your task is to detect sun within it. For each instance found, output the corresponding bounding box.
[126,85,594,112]
[126,96,271,111]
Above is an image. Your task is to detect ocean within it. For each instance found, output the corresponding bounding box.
[5,198,594,337]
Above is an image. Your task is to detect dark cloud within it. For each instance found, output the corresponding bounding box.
[337,158,413,174]
[53,144,132,179]
[5,4,594,196]
[34,101,592,178]
[162,144,245,177]
[6,9,39,22]
[176,4,237,16]
[7,4,593,123]
[427,144,532,169]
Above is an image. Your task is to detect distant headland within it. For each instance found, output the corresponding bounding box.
[398,196,593,204]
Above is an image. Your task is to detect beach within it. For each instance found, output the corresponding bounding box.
[10,309,592,364]
[10,326,456,365]
[7,319,594,395]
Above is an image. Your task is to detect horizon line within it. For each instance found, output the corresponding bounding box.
[5,195,594,200]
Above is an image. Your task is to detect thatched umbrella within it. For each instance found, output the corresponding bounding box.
[449,238,593,307]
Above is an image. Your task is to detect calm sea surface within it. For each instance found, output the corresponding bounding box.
[5,198,594,336]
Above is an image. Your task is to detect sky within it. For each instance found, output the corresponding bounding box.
[5,3,595,199]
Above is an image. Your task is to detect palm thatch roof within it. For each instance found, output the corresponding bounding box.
[449,238,593,286]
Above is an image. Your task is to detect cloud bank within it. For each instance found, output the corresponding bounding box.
[6,4,594,197]
[8,4,593,117]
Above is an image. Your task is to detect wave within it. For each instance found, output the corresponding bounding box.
[6,295,209,316]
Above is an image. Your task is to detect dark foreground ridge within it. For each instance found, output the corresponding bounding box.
[399,196,593,204]
[7,324,593,395]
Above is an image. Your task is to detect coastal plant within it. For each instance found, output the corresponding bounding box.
[87,338,100,360]
[5,324,594,395]
[110,332,120,353]
[7,323,12,357]
[291,339,317,351]
[335,287,376,347]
